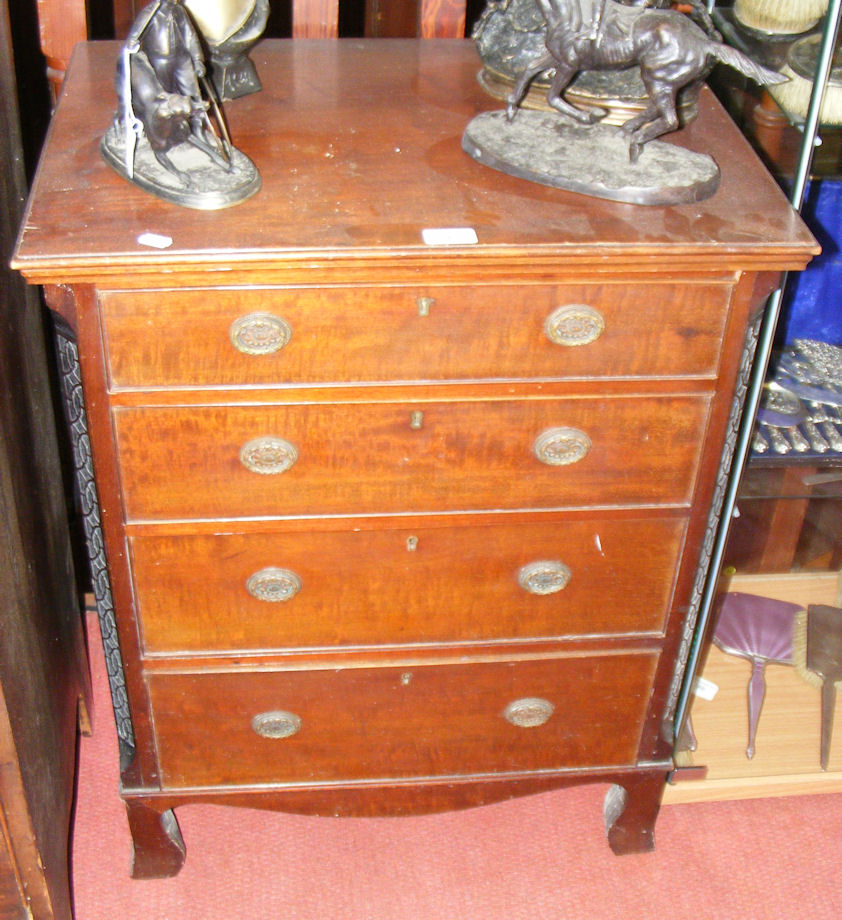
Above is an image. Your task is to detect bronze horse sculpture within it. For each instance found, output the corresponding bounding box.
[506,0,787,161]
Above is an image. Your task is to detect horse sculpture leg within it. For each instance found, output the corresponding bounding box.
[508,52,602,127]
[619,100,660,160]
[624,81,679,162]
[546,62,603,124]
[506,52,555,120]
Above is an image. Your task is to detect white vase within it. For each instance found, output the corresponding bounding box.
[734,0,829,35]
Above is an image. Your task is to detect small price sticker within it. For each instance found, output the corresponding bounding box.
[422,227,478,246]
[137,232,173,249]
[693,676,719,701]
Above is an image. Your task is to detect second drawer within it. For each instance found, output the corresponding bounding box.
[130,516,687,653]
[113,395,710,520]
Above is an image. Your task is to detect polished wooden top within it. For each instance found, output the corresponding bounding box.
[14,39,817,284]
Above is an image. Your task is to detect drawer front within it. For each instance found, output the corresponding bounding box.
[131,517,686,653]
[99,282,731,388]
[113,395,709,520]
[148,653,658,787]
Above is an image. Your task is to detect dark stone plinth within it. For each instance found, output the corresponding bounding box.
[462,109,721,206]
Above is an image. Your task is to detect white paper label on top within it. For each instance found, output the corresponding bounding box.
[137,232,173,249]
[422,227,478,246]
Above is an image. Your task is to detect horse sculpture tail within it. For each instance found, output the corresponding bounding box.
[710,42,788,86]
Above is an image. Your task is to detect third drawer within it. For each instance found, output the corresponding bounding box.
[130,515,687,653]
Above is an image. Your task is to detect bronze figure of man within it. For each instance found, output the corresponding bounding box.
[126,0,206,104]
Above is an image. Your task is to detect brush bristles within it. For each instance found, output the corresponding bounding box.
[769,65,842,125]
[793,609,823,687]
[793,609,842,688]
[673,747,695,768]
[734,0,827,34]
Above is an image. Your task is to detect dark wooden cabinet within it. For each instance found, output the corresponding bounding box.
[13,39,817,878]
[1,4,90,916]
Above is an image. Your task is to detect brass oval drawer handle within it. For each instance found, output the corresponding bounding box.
[239,436,299,474]
[502,697,555,728]
[246,567,302,602]
[229,312,292,355]
[532,427,591,466]
[544,304,605,347]
[518,560,571,595]
[251,710,302,739]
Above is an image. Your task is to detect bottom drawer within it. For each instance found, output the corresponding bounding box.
[148,652,658,788]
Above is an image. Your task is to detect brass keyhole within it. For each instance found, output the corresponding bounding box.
[417,296,434,316]
[410,411,424,430]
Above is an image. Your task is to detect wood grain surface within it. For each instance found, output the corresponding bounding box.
[112,395,710,519]
[13,41,818,285]
[129,515,686,652]
[99,280,733,388]
[148,652,658,787]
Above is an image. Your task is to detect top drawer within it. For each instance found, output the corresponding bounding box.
[99,282,732,389]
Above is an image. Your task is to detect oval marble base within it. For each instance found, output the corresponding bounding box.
[462,110,721,206]
[101,122,261,210]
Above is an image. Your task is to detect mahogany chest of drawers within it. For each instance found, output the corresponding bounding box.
[14,39,816,876]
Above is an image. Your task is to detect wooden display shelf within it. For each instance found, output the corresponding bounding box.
[664,571,842,805]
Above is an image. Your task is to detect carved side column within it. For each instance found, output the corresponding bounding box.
[52,312,136,770]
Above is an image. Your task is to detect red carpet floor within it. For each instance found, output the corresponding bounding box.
[71,614,842,919]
